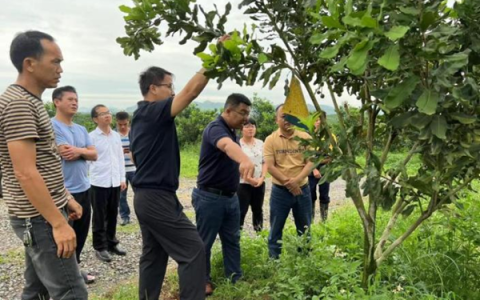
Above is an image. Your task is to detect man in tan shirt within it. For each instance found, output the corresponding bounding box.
[264,104,314,259]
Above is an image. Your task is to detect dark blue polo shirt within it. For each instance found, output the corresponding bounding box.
[197,116,240,193]
[129,98,179,192]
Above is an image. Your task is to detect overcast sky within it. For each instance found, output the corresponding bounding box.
[0,0,364,111]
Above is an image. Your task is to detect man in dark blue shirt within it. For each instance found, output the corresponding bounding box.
[193,93,255,295]
[129,59,227,299]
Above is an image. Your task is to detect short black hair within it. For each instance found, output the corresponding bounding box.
[10,30,55,73]
[115,111,129,121]
[91,104,107,119]
[139,66,173,96]
[275,104,284,112]
[52,86,77,101]
[224,93,252,109]
[244,117,257,126]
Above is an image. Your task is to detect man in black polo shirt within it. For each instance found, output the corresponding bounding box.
[192,93,255,295]
[129,62,221,299]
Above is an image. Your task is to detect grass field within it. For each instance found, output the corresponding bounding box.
[179,143,200,179]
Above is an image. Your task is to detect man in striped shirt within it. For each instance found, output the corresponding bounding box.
[116,111,136,226]
[0,31,87,299]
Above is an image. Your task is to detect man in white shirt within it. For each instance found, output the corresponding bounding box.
[89,104,127,262]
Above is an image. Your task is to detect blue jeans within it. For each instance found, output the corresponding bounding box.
[119,171,135,220]
[10,212,88,300]
[268,184,312,259]
[192,188,242,283]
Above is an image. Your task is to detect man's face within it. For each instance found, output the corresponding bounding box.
[226,103,250,129]
[54,91,77,116]
[117,119,129,133]
[93,106,112,126]
[276,106,293,133]
[151,74,175,100]
[29,39,63,89]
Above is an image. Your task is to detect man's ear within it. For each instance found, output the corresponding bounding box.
[24,57,36,73]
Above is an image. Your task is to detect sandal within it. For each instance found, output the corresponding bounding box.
[81,270,96,284]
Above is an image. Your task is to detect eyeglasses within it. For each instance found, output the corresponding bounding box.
[97,111,112,117]
[156,83,175,91]
[232,110,250,118]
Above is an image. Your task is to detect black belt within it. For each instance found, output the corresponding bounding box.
[273,183,308,191]
[198,186,235,198]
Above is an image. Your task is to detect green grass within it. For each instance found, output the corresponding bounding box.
[116,222,140,234]
[0,247,24,265]
[180,143,200,179]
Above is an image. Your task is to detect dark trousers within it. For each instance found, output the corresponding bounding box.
[71,189,92,263]
[134,188,206,300]
[91,186,120,251]
[268,184,312,259]
[119,171,135,220]
[308,176,331,217]
[237,183,265,232]
[10,213,88,300]
[192,188,242,283]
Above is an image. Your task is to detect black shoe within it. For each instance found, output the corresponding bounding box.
[95,250,112,262]
[108,244,127,256]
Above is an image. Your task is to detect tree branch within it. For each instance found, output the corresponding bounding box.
[376,211,430,266]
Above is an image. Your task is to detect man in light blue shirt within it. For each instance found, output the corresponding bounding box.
[52,86,98,284]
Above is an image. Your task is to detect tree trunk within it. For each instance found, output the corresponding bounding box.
[362,221,377,288]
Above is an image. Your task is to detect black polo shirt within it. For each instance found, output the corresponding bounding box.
[197,116,240,193]
[129,97,179,192]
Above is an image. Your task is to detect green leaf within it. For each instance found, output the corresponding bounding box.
[319,44,340,59]
[258,53,268,65]
[389,111,415,128]
[384,26,410,41]
[378,45,400,71]
[361,15,377,28]
[346,40,375,75]
[119,5,132,13]
[443,50,470,71]
[450,113,477,124]
[430,115,447,139]
[399,6,419,16]
[416,89,440,115]
[342,15,363,27]
[196,52,213,61]
[420,11,437,31]
[384,77,419,109]
[330,56,348,73]
[269,71,282,90]
[410,114,432,130]
[309,33,328,45]
[322,16,344,29]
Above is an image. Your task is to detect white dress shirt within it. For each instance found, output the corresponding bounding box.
[89,127,126,188]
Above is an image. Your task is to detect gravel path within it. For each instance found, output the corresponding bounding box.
[0,178,347,299]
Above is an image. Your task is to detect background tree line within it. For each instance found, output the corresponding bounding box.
[44,94,279,147]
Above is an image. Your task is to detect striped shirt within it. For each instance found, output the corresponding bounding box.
[0,85,68,218]
[120,132,136,173]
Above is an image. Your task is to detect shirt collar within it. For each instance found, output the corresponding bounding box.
[217,115,236,133]
[94,127,112,136]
